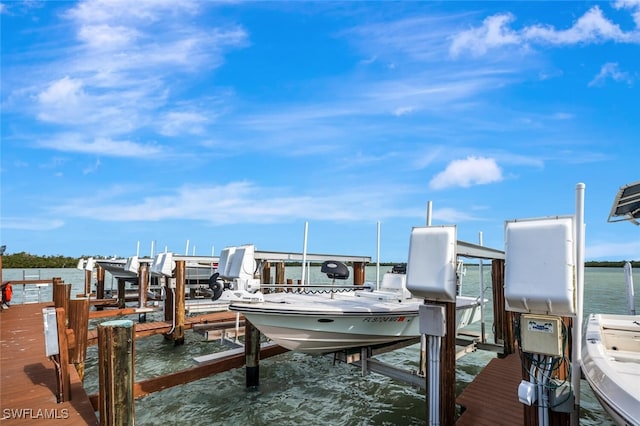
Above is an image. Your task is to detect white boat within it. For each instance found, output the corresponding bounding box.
[88,254,218,285]
[230,265,484,354]
[580,180,640,426]
[581,314,640,425]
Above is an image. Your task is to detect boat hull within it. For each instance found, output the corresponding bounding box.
[581,313,640,426]
[232,294,483,354]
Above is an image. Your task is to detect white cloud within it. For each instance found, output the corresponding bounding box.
[0,217,65,231]
[159,111,210,136]
[429,156,503,189]
[392,106,415,116]
[524,7,628,44]
[451,5,640,57]
[614,0,640,27]
[37,76,86,122]
[551,112,575,120]
[78,24,141,50]
[65,0,200,25]
[83,158,102,175]
[450,13,520,57]
[37,135,164,158]
[52,181,428,224]
[588,62,634,87]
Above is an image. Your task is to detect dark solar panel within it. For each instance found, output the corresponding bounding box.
[608,181,640,224]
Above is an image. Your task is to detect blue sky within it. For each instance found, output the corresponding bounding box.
[1,1,639,262]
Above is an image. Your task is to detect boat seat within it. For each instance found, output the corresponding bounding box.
[321,260,350,280]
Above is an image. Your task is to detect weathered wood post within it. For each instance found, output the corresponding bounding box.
[69,297,90,381]
[96,265,106,311]
[168,260,186,345]
[117,279,126,309]
[261,262,271,293]
[138,262,149,323]
[275,262,285,293]
[491,259,515,354]
[352,262,365,285]
[54,307,71,402]
[53,279,71,327]
[439,301,456,426]
[245,319,261,388]
[84,268,92,296]
[98,319,135,426]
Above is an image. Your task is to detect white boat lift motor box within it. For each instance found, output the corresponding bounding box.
[504,216,576,316]
[406,226,457,303]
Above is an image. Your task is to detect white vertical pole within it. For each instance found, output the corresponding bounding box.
[421,201,433,407]
[376,221,381,291]
[211,245,215,275]
[624,262,636,315]
[571,182,585,426]
[136,241,140,257]
[150,240,155,258]
[301,222,308,285]
[479,231,486,344]
[185,240,190,256]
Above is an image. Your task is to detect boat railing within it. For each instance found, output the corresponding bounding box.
[260,283,374,294]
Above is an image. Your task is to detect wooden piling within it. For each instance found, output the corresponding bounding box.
[168,260,186,345]
[54,307,71,402]
[492,259,516,354]
[138,262,149,323]
[275,262,285,293]
[261,261,271,293]
[84,269,92,296]
[439,301,456,426]
[138,262,149,309]
[69,297,90,381]
[117,279,126,309]
[353,262,365,285]
[53,279,71,327]
[97,319,135,426]
[96,265,106,311]
[245,319,261,388]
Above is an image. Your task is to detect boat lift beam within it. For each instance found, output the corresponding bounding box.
[254,250,371,263]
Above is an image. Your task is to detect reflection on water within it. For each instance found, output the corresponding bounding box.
[5,266,635,425]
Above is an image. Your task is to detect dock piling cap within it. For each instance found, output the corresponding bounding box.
[99,319,134,328]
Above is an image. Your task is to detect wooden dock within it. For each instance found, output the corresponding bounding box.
[1,303,98,425]
[456,353,524,425]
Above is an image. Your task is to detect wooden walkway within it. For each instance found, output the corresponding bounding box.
[1,303,98,425]
[456,353,524,425]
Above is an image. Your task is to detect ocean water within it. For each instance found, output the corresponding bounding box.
[3,265,638,425]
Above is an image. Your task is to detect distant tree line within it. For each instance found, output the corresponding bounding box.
[0,252,638,269]
[1,252,107,269]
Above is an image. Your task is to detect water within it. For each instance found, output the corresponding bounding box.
[4,266,638,425]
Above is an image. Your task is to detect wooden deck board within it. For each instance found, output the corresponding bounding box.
[1,303,99,425]
[456,353,524,425]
